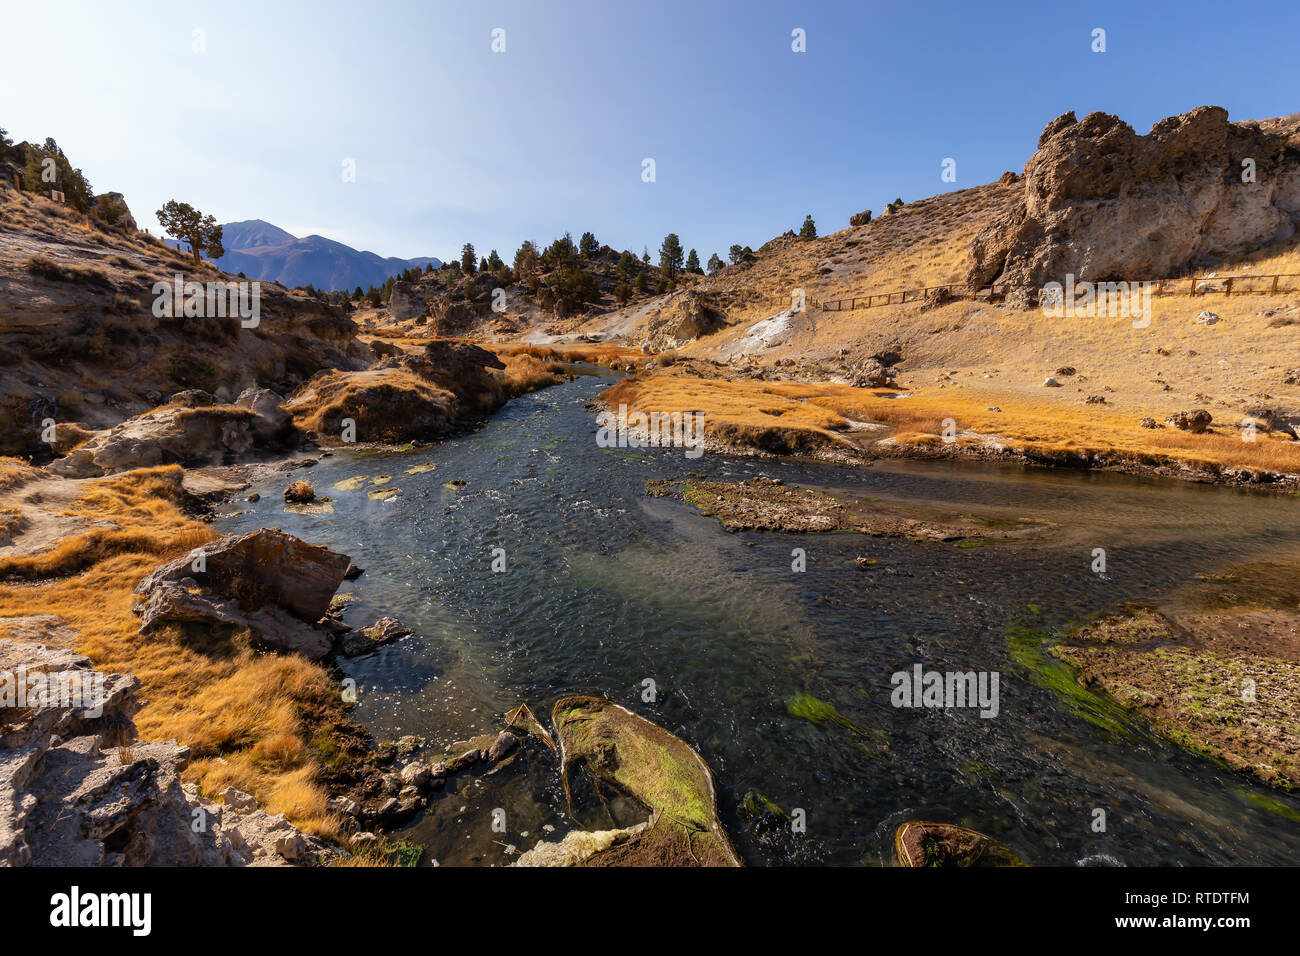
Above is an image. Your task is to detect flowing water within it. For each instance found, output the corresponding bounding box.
[218,370,1300,866]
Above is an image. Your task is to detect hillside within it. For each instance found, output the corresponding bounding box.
[170,219,441,292]
[570,106,1300,483]
[0,191,374,459]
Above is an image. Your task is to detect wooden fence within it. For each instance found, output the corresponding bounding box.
[816,273,1300,313]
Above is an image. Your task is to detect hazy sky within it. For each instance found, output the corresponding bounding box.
[5,0,1298,264]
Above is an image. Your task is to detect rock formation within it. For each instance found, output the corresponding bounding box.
[288,340,506,444]
[0,638,328,866]
[969,106,1300,293]
[48,388,295,478]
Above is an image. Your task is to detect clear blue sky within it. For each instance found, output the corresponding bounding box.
[4,0,1298,264]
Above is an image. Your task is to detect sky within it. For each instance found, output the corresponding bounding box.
[4,0,1299,266]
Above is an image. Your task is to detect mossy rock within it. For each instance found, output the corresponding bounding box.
[894,821,1028,867]
[551,696,741,866]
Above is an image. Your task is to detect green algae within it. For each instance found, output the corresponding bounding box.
[552,696,740,866]
[1007,621,1134,739]
[1243,790,1300,824]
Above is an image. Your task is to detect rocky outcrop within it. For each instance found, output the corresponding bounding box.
[388,281,427,321]
[288,341,506,444]
[643,291,726,350]
[969,106,1300,293]
[0,638,329,866]
[47,388,296,478]
[92,192,137,232]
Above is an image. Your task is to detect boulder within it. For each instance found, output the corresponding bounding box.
[132,529,350,660]
[1165,409,1213,433]
[847,359,896,388]
[337,616,411,657]
[1042,376,1062,387]
[1195,310,1221,325]
[284,480,315,503]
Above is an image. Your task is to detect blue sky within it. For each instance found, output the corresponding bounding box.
[4,0,1298,265]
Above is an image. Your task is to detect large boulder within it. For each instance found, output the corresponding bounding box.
[132,529,351,659]
[47,391,294,478]
[1165,409,1213,433]
[968,106,1300,293]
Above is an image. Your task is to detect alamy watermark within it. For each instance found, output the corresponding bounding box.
[0,665,105,717]
[1040,274,1153,328]
[595,403,705,458]
[890,664,1000,718]
[152,274,261,327]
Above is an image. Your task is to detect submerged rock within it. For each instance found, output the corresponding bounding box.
[894,821,1028,867]
[550,696,741,866]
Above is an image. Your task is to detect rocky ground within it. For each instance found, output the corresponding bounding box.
[0,637,331,866]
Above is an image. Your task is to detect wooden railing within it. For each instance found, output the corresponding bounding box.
[816,273,1300,313]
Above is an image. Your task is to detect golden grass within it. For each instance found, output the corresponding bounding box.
[608,371,1300,475]
[287,368,456,440]
[0,456,39,493]
[498,352,569,397]
[0,466,346,838]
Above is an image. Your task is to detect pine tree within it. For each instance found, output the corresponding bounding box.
[579,231,599,258]
[707,253,723,273]
[799,214,817,240]
[728,244,744,264]
[685,249,701,274]
[658,233,684,280]
[460,243,477,273]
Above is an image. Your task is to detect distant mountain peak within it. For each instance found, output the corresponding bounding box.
[177,220,441,291]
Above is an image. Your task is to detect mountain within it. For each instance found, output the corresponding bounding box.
[170,219,441,291]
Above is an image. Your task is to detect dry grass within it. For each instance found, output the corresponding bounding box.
[0,466,346,838]
[0,456,40,494]
[287,367,456,441]
[498,352,569,397]
[608,369,1300,475]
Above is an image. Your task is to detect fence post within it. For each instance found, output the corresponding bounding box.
[1271,275,1280,295]
[1225,278,1233,297]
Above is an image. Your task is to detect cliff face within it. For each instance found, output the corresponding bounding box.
[0,188,373,458]
[968,106,1300,292]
